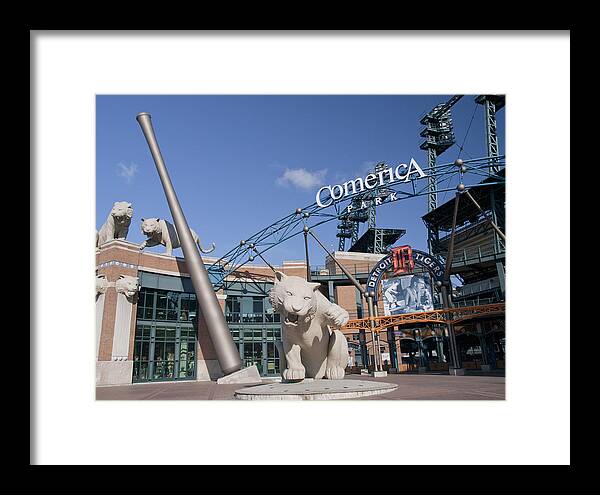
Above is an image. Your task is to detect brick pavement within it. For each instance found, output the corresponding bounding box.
[96,373,505,400]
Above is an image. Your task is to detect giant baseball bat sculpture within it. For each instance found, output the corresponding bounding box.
[136,113,242,375]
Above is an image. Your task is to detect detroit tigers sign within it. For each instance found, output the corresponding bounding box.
[366,245,445,304]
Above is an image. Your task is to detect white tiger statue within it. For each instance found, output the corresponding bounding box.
[96,274,111,299]
[269,271,350,381]
[96,202,133,247]
[115,275,139,300]
[139,218,215,257]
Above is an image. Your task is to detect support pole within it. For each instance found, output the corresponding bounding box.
[252,247,277,273]
[307,229,365,297]
[303,230,312,281]
[367,295,381,372]
[136,113,242,375]
[463,190,506,243]
[442,192,462,372]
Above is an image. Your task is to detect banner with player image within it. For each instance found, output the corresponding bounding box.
[381,273,434,316]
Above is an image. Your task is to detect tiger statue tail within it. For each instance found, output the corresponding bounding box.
[198,240,216,254]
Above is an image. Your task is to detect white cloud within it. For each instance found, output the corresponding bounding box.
[116,162,139,183]
[276,167,327,189]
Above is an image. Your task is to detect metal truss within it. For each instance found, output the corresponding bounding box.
[207,155,505,292]
[420,96,464,254]
[485,100,500,173]
[475,95,504,175]
[342,302,505,333]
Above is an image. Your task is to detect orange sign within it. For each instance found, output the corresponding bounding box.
[391,245,414,276]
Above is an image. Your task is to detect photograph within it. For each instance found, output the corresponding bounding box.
[95,94,506,401]
[382,274,434,316]
[31,30,571,468]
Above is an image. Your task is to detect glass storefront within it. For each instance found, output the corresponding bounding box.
[133,286,198,382]
[133,322,196,382]
[133,273,284,381]
[225,283,283,377]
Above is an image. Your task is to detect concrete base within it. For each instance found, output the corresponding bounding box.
[360,369,370,375]
[262,376,282,383]
[418,367,428,373]
[196,359,224,381]
[448,367,466,376]
[234,379,398,400]
[371,371,388,378]
[96,361,134,386]
[216,365,262,385]
[480,364,492,372]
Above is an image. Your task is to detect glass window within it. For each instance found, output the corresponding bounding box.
[180,294,190,321]
[226,297,241,314]
[166,291,179,321]
[133,285,199,383]
[253,297,263,314]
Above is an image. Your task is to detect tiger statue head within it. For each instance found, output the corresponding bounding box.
[111,201,133,226]
[269,271,320,328]
[115,275,139,300]
[140,218,161,238]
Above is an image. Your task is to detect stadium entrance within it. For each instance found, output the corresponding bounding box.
[132,322,197,382]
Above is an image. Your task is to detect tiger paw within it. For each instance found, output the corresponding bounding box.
[325,365,345,380]
[283,367,305,381]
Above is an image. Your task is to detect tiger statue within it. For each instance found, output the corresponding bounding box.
[269,271,349,381]
[96,202,133,247]
[115,275,139,300]
[139,218,215,257]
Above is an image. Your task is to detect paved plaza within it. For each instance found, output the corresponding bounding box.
[96,373,505,400]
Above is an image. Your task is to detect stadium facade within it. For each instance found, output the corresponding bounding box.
[96,95,506,387]
[96,178,505,386]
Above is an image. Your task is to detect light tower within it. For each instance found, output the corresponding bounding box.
[419,95,463,255]
[475,95,505,175]
[475,95,506,255]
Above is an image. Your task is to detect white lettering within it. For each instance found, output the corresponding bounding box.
[383,167,395,184]
[395,163,409,181]
[316,186,333,208]
[364,173,378,189]
[314,158,427,208]
[343,177,365,196]
[407,158,426,179]
[331,184,344,200]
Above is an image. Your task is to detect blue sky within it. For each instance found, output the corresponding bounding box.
[96,95,504,266]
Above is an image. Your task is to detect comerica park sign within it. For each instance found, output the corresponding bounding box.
[315,158,427,208]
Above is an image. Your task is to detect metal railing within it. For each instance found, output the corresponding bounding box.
[457,277,500,297]
[453,296,500,308]
[450,242,504,265]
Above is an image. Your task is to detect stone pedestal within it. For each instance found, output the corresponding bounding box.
[216,365,261,384]
[96,361,134,386]
[234,379,397,400]
[196,359,224,381]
